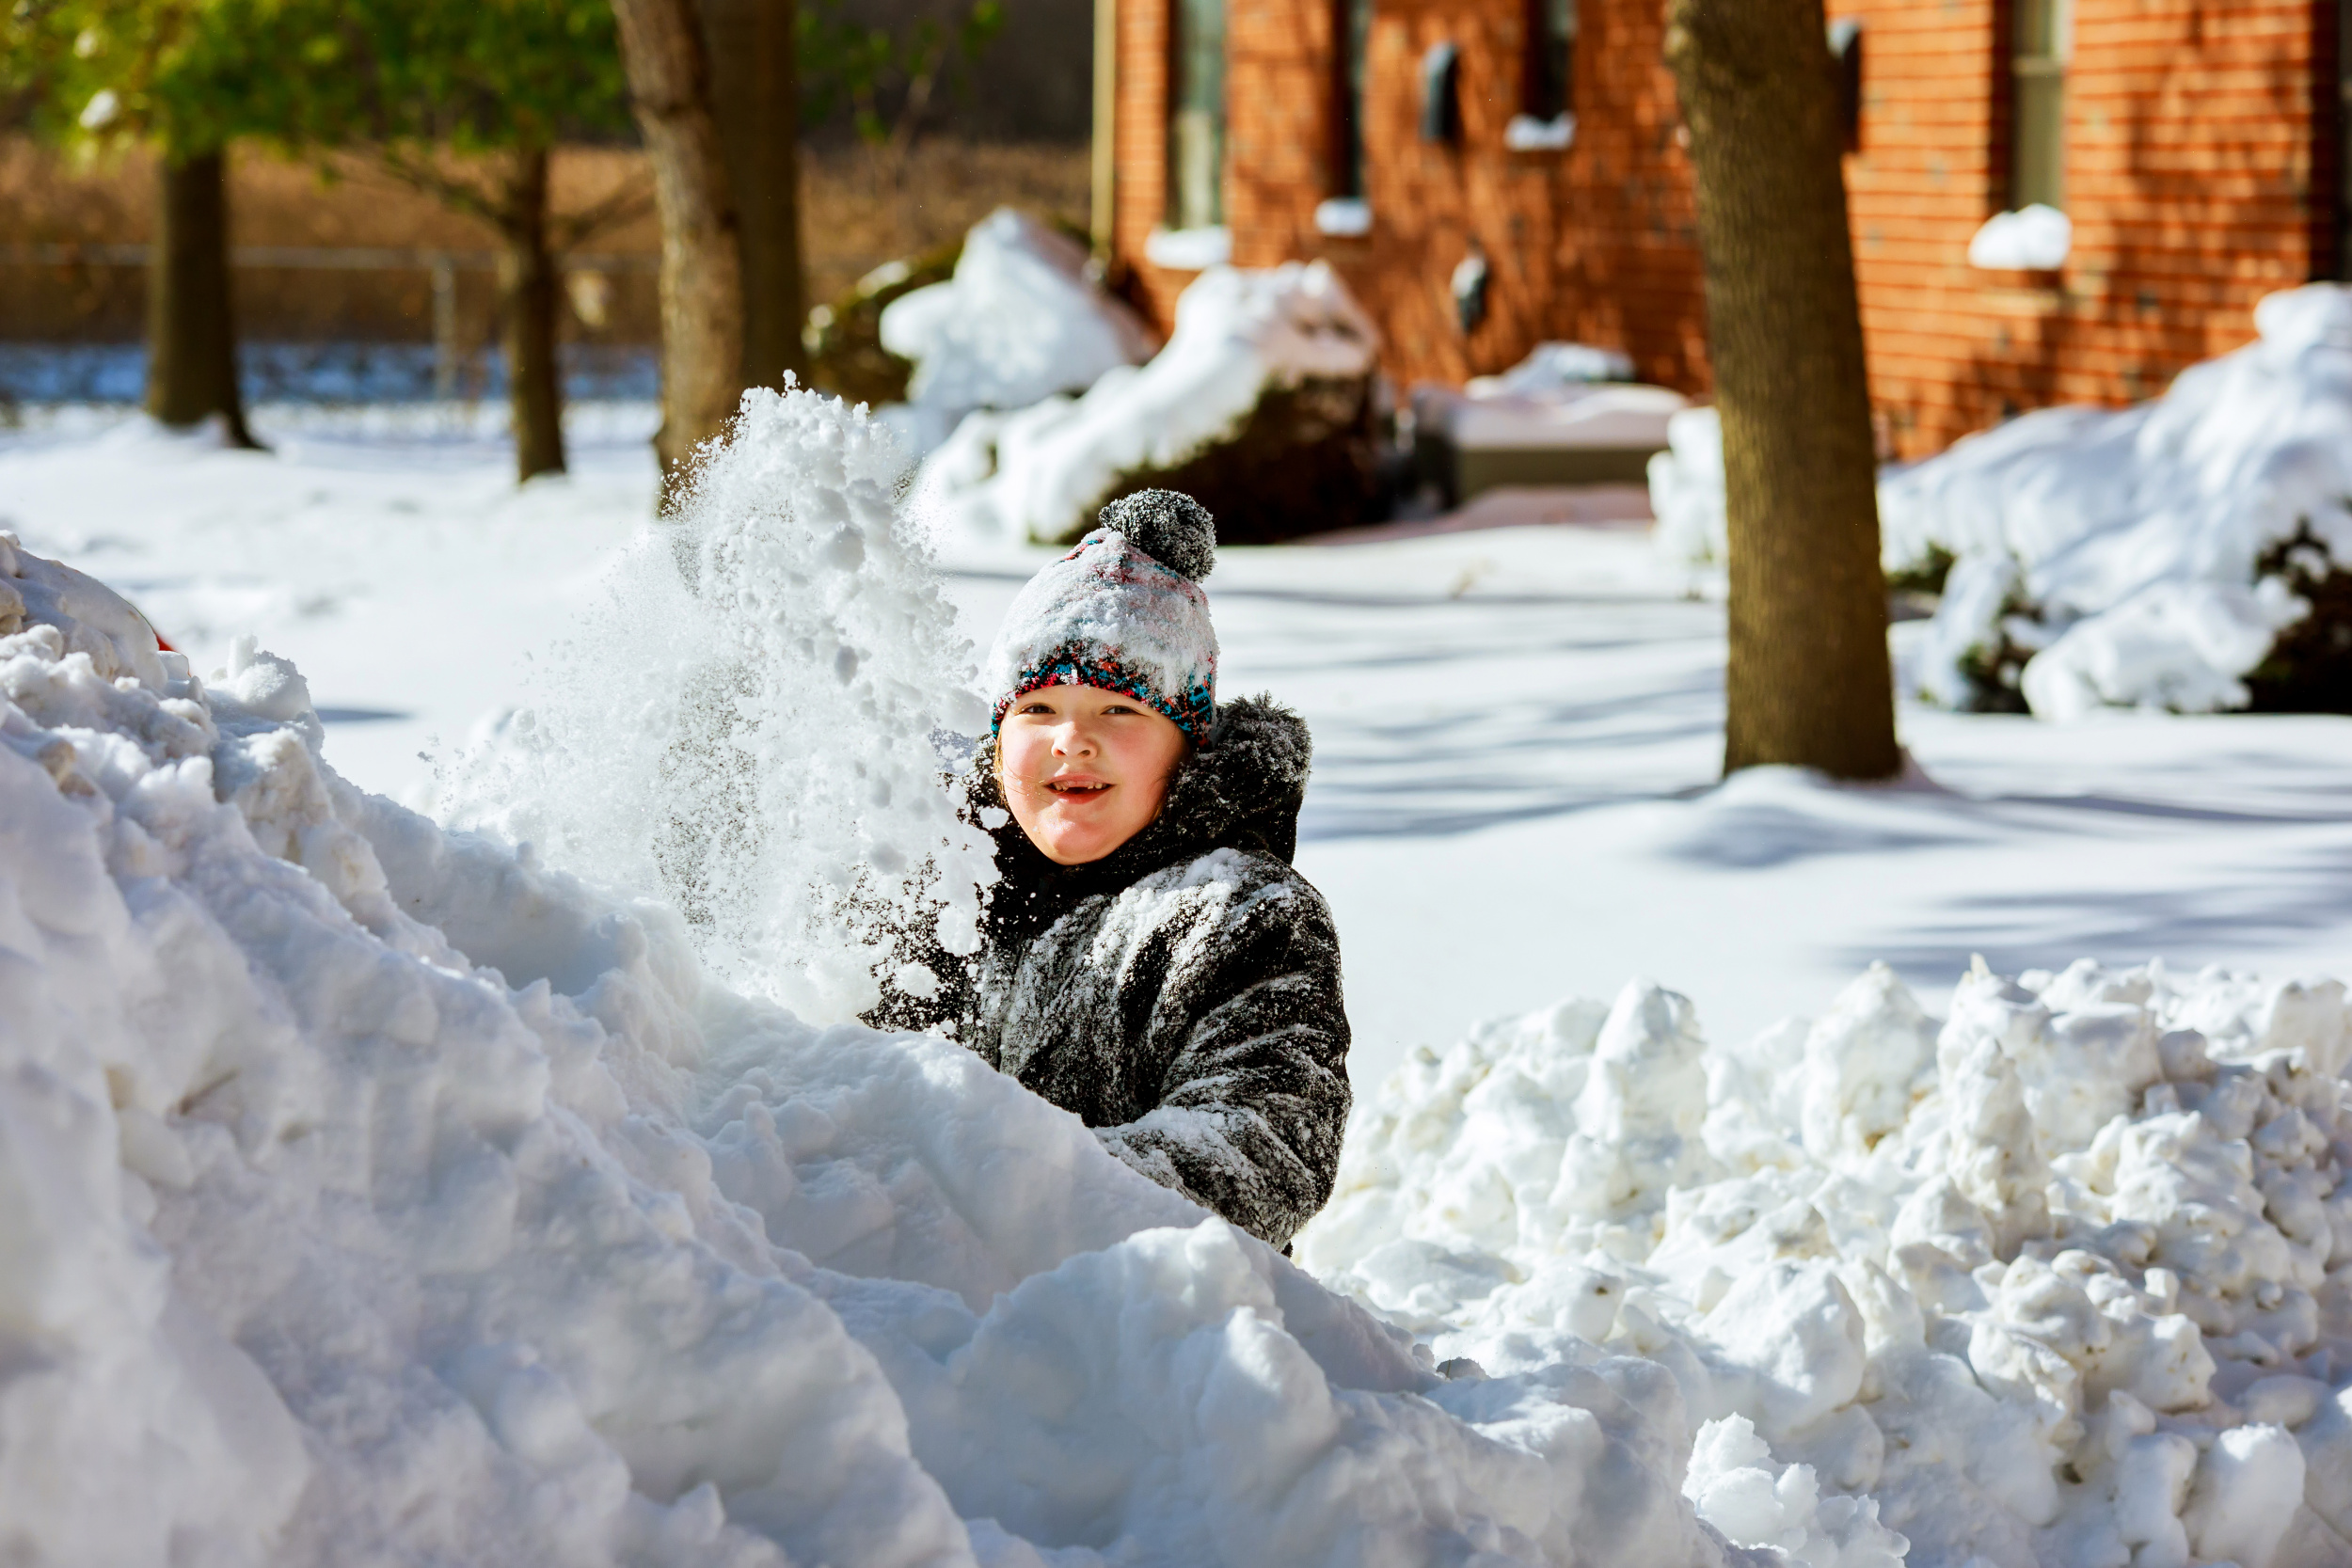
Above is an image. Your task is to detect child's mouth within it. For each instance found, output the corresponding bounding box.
[1045,779,1110,797]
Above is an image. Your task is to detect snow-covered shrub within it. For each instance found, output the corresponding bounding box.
[910,261,1386,547]
[803,243,961,409]
[1298,957,2352,1568]
[1646,284,2352,719]
[878,208,1155,452]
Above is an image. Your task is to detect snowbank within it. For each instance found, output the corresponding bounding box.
[879,209,1155,453]
[0,389,1774,1568]
[1298,954,2352,1568]
[1646,285,2352,717]
[908,261,1381,547]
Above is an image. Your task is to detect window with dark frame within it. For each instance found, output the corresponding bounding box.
[1168,0,1228,230]
[2010,0,2070,210]
[1332,0,1374,199]
[1522,0,1576,123]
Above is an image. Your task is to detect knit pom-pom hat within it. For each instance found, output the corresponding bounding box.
[984,489,1219,742]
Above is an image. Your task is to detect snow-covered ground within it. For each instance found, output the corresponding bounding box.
[11,395,2352,1567]
[5,408,2351,1091]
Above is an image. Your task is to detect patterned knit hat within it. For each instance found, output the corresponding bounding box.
[984,489,1219,742]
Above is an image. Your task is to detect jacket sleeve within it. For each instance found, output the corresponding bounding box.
[1093,868,1353,1251]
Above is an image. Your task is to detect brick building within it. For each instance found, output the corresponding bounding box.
[1096,0,2346,460]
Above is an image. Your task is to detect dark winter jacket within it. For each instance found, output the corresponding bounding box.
[881,696,1352,1250]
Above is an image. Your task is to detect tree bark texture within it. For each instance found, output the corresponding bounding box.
[1664,0,1899,781]
[701,0,806,391]
[146,149,258,447]
[498,148,567,482]
[611,0,746,489]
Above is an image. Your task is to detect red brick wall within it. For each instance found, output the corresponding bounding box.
[1114,0,1708,388]
[1842,0,2328,457]
[1109,0,2335,459]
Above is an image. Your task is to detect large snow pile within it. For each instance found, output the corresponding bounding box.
[909,261,1383,548]
[1,394,1792,1567]
[1298,957,2352,1568]
[1648,285,2352,718]
[878,209,1155,454]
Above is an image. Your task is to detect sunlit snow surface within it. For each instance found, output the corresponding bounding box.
[8,400,2352,1565]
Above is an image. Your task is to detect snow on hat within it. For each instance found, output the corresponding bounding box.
[984,489,1219,742]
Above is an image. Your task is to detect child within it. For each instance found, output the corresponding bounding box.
[888,490,1351,1251]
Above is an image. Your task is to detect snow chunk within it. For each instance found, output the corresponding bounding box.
[1967,206,2073,271]
[1687,1416,1909,1568]
[0,530,168,689]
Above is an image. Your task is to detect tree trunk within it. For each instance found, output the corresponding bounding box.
[499,147,567,482]
[701,0,806,391]
[146,148,259,447]
[610,0,746,489]
[1664,0,1899,781]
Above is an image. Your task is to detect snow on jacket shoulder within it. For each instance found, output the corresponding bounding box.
[877,695,1352,1250]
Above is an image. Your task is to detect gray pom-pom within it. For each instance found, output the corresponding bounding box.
[1098,489,1216,581]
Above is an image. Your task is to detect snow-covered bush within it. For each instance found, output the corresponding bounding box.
[1881,284,2352,717]
[910,260,1386,547]
[1648,284,2352,718]
[0,405,1785,1567]
[878,208,1155,453]
[1299,957,2352,1568]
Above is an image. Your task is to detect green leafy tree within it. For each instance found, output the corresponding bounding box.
[800,0,1003,184]
[6,0,644,479]
[4,0,277,443]
[308,0,646,481]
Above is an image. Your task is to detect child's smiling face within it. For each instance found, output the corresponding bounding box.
[996,683,1190,865]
